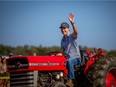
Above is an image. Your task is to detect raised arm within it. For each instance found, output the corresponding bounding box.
[68,13,78,39]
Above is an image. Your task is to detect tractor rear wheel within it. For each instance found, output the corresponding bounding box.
[87,57,116,87]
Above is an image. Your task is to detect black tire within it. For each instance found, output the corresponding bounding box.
[86,56,116,87]
[51,81,66,87]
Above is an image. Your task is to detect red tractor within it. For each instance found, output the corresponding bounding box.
[6,48,116,87]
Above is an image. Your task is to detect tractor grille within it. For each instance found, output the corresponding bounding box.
[10,71,38,87]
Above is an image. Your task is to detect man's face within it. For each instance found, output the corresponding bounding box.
[61,27,70,36]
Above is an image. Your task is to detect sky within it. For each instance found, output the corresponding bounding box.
[0,1,116,51]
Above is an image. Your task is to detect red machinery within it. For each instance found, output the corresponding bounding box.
[6,48,116,87]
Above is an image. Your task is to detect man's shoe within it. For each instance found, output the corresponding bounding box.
[66,79,73,87]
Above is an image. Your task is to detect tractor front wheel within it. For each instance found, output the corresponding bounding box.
[50,81,66,87]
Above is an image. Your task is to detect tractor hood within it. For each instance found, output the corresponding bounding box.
[7,56,67,73]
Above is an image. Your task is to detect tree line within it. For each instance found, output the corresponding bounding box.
[0,44,116,57]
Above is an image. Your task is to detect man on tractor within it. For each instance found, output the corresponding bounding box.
[59,13,81,87]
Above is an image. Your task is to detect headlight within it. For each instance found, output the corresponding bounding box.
[56,74,60,79]
[55,72,64,80]
[60,72,63,77]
